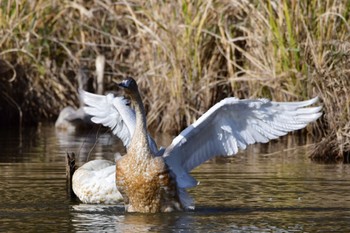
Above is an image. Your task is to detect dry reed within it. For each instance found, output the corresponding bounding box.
[0,0,349,162]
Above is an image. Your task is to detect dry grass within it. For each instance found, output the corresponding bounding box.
[310,55,350,162]
[1,0,349,161]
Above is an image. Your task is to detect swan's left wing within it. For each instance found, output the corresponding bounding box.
[80,90,159,153]
[81,90,135,147]
[164,97,322,188]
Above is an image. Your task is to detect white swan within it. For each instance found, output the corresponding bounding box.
[55,55,105,132]
[73,77,322,211]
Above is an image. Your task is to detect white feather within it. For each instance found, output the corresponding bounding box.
[72,160,123,204]
[163,96,322,192]
[80,90,158,152]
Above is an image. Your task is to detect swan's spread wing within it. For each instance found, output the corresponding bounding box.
[164,97,322,188]
[80,90,159,153]
[81,90,135,147]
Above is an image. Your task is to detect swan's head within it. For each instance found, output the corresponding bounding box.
[118,77,139,96]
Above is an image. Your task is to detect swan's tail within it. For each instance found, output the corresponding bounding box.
[66,152,77,198]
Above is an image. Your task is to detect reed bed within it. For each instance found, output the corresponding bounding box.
[1,0,349,162]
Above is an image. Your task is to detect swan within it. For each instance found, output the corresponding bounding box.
[55,55,105,131]
[74,77,322,212]
[71,156,123,204]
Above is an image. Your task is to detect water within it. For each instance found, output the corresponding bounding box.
[0,125,349,232]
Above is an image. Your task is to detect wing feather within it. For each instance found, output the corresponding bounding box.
[164,96,322,188]
[80,90,159,153]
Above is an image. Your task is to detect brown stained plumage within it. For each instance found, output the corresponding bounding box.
[116,150,180,213]
[116,78,181,213]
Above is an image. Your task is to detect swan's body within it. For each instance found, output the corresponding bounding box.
[114,79,181,212]
[72,159,123,204]
[74,77,322,212]
[55,106,91,132]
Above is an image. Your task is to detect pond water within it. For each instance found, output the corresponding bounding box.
[0,125,349,232]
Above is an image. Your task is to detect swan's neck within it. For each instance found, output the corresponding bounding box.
[129,92,152,159]
[96,72,104,95]
[95,55,105,95]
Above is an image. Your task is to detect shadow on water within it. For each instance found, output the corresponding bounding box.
[0,125,350,232]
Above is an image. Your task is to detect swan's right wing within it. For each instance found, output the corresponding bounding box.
[80,90,159,153]
[164,97,322,189]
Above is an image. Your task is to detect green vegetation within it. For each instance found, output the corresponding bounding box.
[1,0,349,162]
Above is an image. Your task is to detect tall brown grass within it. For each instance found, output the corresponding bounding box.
[1,0,349,162]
